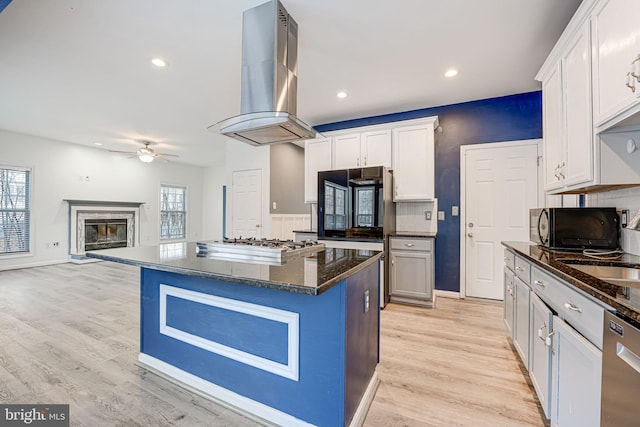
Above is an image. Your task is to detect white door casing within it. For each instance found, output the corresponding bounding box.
[461,140,540,300]
[231,169,262,239]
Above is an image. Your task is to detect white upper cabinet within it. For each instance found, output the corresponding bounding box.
[303,117,436,204]
[542,64,564,192]
[304,138,332,203]
[361,130,392,168]
[562,23,594,187]
[537,0,640,194]
[332,133,362,169]
[592,0,640,129]
[392,118,438,201]
[332,130,391,169]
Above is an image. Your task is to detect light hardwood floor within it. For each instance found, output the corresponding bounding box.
[0,262,545,426]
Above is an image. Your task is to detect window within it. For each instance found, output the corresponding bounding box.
[355,186,375,227]
[324,181,347,231]
[0,166,31,254]
[160,185,186,240]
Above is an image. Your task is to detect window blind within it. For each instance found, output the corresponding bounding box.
[0,167,31,254]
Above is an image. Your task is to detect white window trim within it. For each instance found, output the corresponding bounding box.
[0,164,33,257]
[159,183,188,242]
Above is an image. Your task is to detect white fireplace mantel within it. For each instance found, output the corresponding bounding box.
[65,200,145,257]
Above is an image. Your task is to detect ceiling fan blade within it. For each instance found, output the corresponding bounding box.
[156,153,179,158]
[108,149,138,155]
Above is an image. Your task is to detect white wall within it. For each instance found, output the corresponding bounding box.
[225,139,271,238]
[0,130,206,270]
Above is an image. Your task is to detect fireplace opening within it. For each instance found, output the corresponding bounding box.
[84,219,128,251]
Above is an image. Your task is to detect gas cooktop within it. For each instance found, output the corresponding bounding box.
[196,238,325,263]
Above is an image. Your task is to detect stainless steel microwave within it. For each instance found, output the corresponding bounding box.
[530,207,620,251]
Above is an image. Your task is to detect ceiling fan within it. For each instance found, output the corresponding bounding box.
[109,141,179,163]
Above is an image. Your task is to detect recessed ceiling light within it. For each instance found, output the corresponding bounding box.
[337,91,348,99]
[445,69,458,78]
[94,142,103,146]
[151,58,167,67]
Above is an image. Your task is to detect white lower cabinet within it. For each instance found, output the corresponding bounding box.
[552,316,602,427]
[503,250,605,425]
[503,266,515,336]
[513,276,531,369]
[529,293,553,419]
[389,237,434,307]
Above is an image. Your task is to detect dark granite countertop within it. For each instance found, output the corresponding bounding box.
[86,242,381,296]
[389,232,437,238]
[503,241,640,325]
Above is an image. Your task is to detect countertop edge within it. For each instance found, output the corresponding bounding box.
[86,251,382,297]
[502,241,640,324]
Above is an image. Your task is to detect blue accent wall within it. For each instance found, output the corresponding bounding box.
[0,0,12,14]
[316,91,543,292]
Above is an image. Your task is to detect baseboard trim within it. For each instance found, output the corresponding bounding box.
[348,370,380,427]
[0,259,68,271]
[435,290,461,299]
[137,353,314,427]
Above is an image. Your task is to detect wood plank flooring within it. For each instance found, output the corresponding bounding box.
[0,262,545,426]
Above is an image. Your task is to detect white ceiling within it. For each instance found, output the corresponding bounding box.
[0,0,582,167]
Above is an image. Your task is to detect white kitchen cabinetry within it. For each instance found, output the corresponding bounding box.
[539,21,593,192]
[332,133,361,170]
[513,276,531,369]
[529,292,553,419]
[392,118,438,201]
[332,130,392,170]
[389,237,434,307]
[537,0,640,194]
[592,0,640,129]
[503,249,609,424]
[361,129,392,168]
[542,64,564,192]
[552,316,602,427]
[304,138,332,203]
[562,24,593,187]
[504,267,515,336]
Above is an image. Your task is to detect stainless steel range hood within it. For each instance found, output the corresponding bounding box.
[214,0,318,146]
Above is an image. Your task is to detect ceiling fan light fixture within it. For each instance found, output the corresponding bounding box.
[139,154,154,163]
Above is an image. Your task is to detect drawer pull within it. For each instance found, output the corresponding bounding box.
[534,280,545,288]
[516,266,524,272]
[564,301,582,313]
[405,243,414,247]
[504,257,511,263]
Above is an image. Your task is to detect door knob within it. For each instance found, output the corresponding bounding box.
[255,224,261,228]
[468,233,473,238]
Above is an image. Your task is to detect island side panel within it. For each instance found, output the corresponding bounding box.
[344,261,380,424]
[139,267,346,426]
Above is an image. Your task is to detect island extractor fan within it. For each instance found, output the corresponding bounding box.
[109,141,178,163]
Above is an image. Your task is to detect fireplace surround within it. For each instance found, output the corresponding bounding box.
[65,200,144,259]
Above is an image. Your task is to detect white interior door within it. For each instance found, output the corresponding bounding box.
[231,169,262,239]
[464,142,539,300]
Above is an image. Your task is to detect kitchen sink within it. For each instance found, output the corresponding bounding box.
[564,263,640,289]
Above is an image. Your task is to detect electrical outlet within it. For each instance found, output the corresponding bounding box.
[364,290,370,313]
[425,211,432,220]
[452,206,459,216]
[272,201,277,210]
[52,242,60,247]
[438,211,445,221]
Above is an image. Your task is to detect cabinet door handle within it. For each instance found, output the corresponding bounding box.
[534,280,545,288]
[516,266,524,272]
[564,301,582,313]
[357,157,360,166]
[545,331,555,350]
[538,323,547,342]
[391,258,395,266]
[364,156,367,165]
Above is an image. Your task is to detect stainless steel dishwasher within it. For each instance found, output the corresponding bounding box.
[601,310,640,426]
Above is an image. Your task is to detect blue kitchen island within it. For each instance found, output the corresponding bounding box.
[87,242,381,427]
